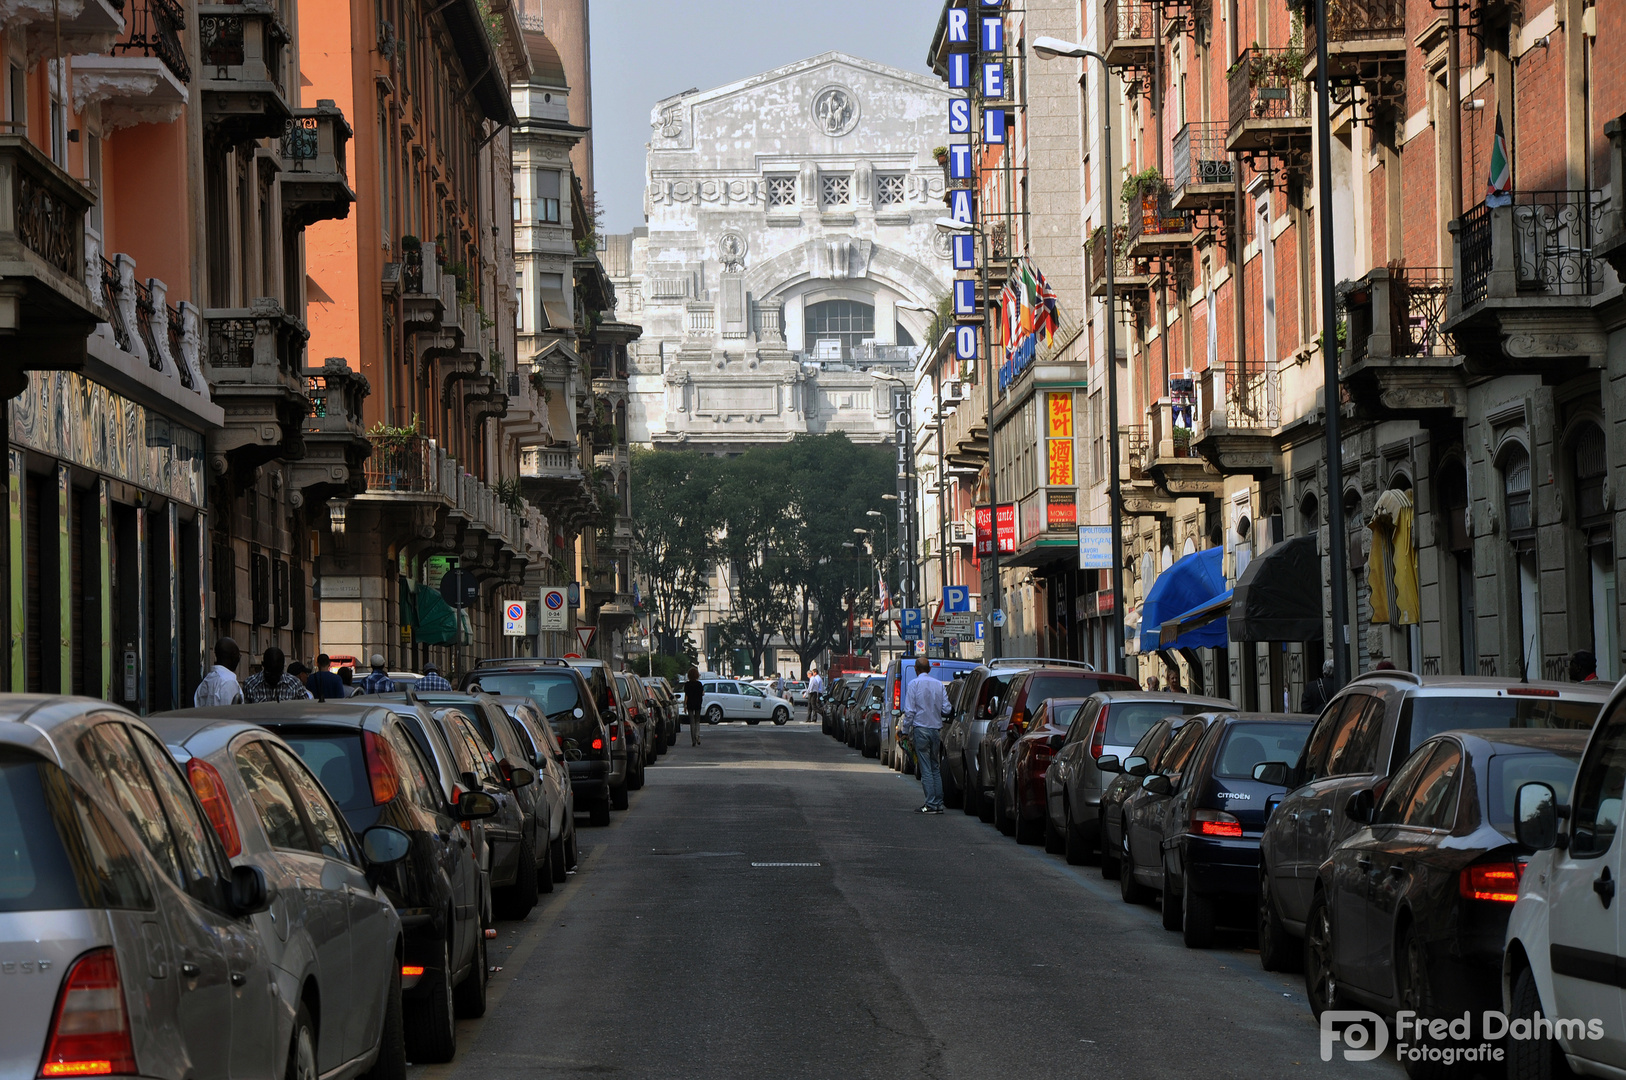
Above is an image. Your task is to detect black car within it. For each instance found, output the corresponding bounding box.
[1310,729,1587,1028]
[210,700,499,1063]
[380,691,555,917]
[1117,712,1223,913]
[1094,714,1199,876]
[1120,713,1312,947]
[462,661,618,825]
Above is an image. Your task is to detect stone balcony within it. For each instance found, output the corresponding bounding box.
[519,443,592,527]
[1102,0,1155,68]
[88,247,207,399]
[4,0,124,54]
[198,0,292,144]
[1147,400,1223,495]
[1445,190,1614,380]
[1592,115,1626,279]
[202,296,310,469]
[295,357,370,502]
[279,101,354,229]
[73,0,189,131]
[1341,266,1465,415]
[1191,364,1281,477]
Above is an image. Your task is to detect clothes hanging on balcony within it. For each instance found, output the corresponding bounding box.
[1366,489,1418,626]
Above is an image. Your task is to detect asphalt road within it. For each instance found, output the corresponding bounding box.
[409,718,1406,1080]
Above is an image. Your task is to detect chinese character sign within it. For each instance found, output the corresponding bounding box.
[1047,392,1075,486]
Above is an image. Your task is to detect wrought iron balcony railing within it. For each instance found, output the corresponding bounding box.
[1457,190,1607,309]
[1103,0,1156,66]
[1227,48,1312,155]
[1170,121,1235,206]
[113,0,190,84]
[1345,266,1455,364]
[1304,0,1407,56]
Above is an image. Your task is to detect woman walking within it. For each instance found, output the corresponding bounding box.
[684,666,705,747]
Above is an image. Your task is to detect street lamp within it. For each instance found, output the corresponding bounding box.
[1031,35,1128,676]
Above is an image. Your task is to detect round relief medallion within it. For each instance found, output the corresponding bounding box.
[811,85,860,138]
[718,231,747,272]
[933,230,953,260]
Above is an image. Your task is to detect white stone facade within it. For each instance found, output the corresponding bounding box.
[623,52,955,451]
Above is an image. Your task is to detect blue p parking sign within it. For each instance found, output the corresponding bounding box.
[943,586,970,613]
[900,608,924,641]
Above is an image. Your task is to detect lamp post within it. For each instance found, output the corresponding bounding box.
[1032,37,1128,675]
[841,540,858,654]
[854,527,875,659]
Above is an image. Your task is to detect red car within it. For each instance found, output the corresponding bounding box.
[1000,696,1088,844]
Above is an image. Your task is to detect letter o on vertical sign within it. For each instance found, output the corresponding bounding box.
[955,325,978,361]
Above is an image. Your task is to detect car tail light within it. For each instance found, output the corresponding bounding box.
[893,680,901,710]
[185,759,242,858]
[1191,809,1242,838]
[362,731,401,806]
[591,737,603,751]
[1459,861,1524,903]
[38,948,136,1078]
[400,965,424,989]
[610,723,619,743]
[1030,744,1055,775]
[1088,706,1108,759]
[1507,687,1560,698]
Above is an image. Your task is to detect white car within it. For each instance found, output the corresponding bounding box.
[1504,676,1626,1077]
[700,679,794,726]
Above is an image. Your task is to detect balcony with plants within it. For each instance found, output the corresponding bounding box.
[1226,46,1311,157]
[1123,169,1193,258]
[1191,363,1282,475]
[1147,398,1223,495]
[1086,224,1153,299]
[1301,0,1407,65]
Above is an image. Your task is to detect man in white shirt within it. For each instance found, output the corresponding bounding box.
[806,667,826,723]
[194,638,245,707]
[901,658,950,813]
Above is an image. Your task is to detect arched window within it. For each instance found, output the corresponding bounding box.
[1502,444,1533,539]
[805,299,875,355]
[1299,492,1320,537]
[1574,424,1608,528]
[1501,443,1540,669]
[896,322,917,347]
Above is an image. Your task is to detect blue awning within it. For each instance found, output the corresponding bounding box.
[1140,547,1227,652]
[1158,589,1233,651]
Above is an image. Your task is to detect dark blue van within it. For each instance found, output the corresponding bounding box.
[878,657,981,767]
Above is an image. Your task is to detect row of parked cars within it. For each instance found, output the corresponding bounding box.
[1,657,684,1080]
[827,656,1626,1078]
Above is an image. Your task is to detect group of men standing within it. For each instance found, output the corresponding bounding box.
[192,638,450,706]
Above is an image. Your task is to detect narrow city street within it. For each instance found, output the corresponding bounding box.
[412,719,1399,1080]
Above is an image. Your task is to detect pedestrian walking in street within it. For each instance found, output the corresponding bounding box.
[308,653,347,701]
[1300,659,1335,715]
[684,666,704,746]
[287,660,311,688]
[902,658,950,814]
[243,647,314,703]
[195,637,245,707]
[1144,675,1160,692]
[1570,650,1599,682]
[417,662,452,691]
[806,666,825,724]
[771,672,785,698]
[1165,668,1185,693]
[337,665,357,695]
[360,654,396,694]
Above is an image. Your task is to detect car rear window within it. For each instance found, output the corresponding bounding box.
[0,752,151,912]
[1025,675,1134,708]
[279,734,371,813]
[1214,722,1314,779]
[1396,696,1601,758]
[1104,701,1209,747]
[470,673,586,722]
[1487,750,1584,833]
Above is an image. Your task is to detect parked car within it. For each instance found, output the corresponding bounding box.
[612,673,654,784]
[1255,672,1609,974]
[642,678,678,749]
[942,662,1031,811]
[827,675,866,740]
[841,675,879,748]
[1505,679,1626,1080]
[1120,712,1312,948]
[997,696,1085,844]
[784,681,808,706]
[146,712,412,1073]
[380,690,558,912]
[465,660,621,823]
[0,697,286,1080]
[853,677,887,758]
[1309,731,1588,1062]
[1093,714,1201,874]
[488,695,578,877]
[879,658,980,769]
[699,677,794,725]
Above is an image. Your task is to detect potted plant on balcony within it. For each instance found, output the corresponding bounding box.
[1121,167,1169,233]
[366,415,422,490]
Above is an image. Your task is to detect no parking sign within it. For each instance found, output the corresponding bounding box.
[503,601,528,637]
[539,587,568,631]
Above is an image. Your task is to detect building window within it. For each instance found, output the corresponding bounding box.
[1502,443,1540,671]
[535,169,561,223]
[1572,424,1616,679]
[768,175,796,208]
[1503,444,1533,538]
[513,196,521,222]
[515,289,524,330]
[821,174,851,208]
[877,173,906,206]
[8,64,24,133]
[805,299,874,357]
[1438,459,1475,675]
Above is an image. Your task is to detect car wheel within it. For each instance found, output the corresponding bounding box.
[1397,925,1445,1080]
[286,1004,318,1080]
[1303,892,1341,1019]
[706,706,723,725]
[452,924,487,1018]
[496,840,538,920]
[550,830,568,883]
[1257,870,1300,972]
[1508,966,1575,1080]
[610,780,629,811]
[1183,886,1216,949]
[403,934,456,1063]
[1161,885,1183,931]
[1043,811,1065,855]
[942,760,964,810]
[977,770,995,823]
[1119,834,1152,905]
[1064,802,1093,867]
[589,797,611,827]
[565,820,580,868]
[994,780,1015,836]
[628,757,645,791]
[773,707,789,725]
[358,959,406,1080]
[537,833,555,895]
[962,759,981,816]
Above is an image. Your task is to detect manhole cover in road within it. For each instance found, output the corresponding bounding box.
[750,862,822,867]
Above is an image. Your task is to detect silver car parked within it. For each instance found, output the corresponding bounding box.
[148,714,412,1080]
[0,695,280,1080]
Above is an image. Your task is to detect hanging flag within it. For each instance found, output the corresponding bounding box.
[1032,260,1059,347]
[1485,109,1512,208]
[878,577,892,614]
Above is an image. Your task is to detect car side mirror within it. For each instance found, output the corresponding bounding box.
[1096,755,1123,774]
[1143,774,1173,796]
[985,697,999,717]
[228,864,271,915]
[1344,788,1376,825]
[508,766,536,789]
[1515,782,1562,851]
[1122,756,1150,777]
[1253,761,1292,787]
[360,825,412,867]
[457,790,499,820]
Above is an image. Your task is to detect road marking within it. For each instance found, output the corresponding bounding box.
[750,861,822,867]
[660,760,893,773]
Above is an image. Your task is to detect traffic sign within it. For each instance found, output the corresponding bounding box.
[900,608,923,641]
[941,612,974,635]
[943,585,971,613]
[575,626,597,653]
[503,601,527,636]
[990,609,1007,629]
[975,621,985,642]
[439,569,478,608]
[539,587,568,631]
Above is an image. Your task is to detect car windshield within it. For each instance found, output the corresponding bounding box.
[1213,722,1314,779]
[1488,750,1584,833]
[1396,695,1601,756]
[279,734,372,813]
[465,673,586,722]
[0,751,151,912]
[1104,701,1206,747]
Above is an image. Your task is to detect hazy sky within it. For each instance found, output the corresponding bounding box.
[587,0,944,234]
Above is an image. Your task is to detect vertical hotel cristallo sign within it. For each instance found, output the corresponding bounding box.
[1046,392,1075,486]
